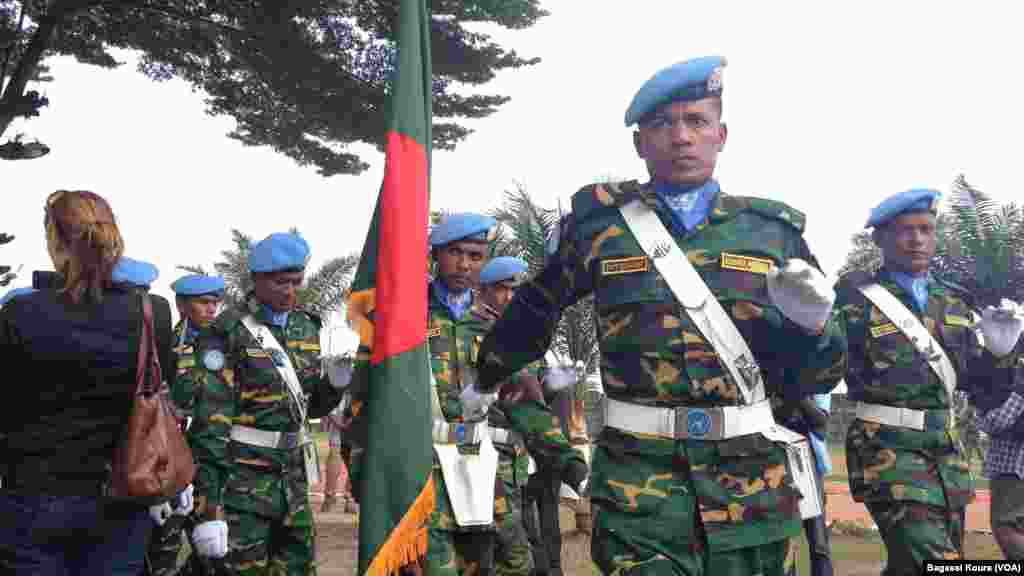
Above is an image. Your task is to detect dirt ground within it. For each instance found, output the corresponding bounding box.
[308,484,1001,576]
[309,450,1001,575]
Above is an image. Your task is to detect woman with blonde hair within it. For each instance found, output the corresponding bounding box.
[0,190,176,574]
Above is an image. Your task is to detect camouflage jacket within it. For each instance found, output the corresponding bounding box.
[477,180,845,403]
[172,298,343,519]
[835,269,1020,508]
[348,281,491,438]
[476,180,847,551]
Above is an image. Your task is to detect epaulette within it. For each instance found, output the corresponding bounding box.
[297,308,323,329]
[571,180,645,222]
[726,196,807,233]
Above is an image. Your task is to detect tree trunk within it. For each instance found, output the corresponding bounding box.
[0,12,60,140]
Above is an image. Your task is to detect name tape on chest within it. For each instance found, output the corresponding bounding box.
[870,322,900,338]
[600,256,650,276]
[945,314,971,328]
[720,252,773,275]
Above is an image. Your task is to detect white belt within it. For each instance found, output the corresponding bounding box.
[432,420,489,445]
[603,398,776,440]
[230,425,310,450]
[489,427,523,446]
[855,402,926,431]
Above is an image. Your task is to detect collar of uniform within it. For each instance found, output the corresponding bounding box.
[879,267,933,313]
[430,278,473,321]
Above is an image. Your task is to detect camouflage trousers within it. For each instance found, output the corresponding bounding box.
[424,449,532,576]
[866,501,965,576]
[221,463,318,576]
[146,513,191,576]
[589,431,802,576]
[495,451,532,576]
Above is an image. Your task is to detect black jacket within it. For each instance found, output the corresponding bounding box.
[0,287,173,494]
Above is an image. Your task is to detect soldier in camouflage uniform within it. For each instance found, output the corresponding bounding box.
[477,256,589,576]
[177,232,348,575]
[834,189,1024,575]
[147,273,226,576]
[472,56,847,576]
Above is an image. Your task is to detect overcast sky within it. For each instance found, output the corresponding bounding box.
[5,1,1022,367]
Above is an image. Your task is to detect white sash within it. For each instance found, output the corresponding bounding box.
[618,199,764,403]
[857,283,958,426]
[239,315,320,484]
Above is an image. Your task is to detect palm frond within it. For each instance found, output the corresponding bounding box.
[176,264,209,276]
[298,253,360,315]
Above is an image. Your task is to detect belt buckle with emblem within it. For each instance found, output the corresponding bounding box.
[683,408,711,439]
[270,349,288,367]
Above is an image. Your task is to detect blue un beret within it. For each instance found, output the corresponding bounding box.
[112,257,159,288]
[429,213,496,248]
[249,232,311,273]
[865,189,941,229]
[480,256,529,286]
[171,274,226,297]
[625,55,727,127]
[0,287,36,306]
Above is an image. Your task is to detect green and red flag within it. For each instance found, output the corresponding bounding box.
[346,0,434,573]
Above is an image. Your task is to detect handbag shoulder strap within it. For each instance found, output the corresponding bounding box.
[137,293,162,396]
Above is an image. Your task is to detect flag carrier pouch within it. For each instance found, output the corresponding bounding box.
[854,283,958,433]
[235,316,320,485]
[429,357,499,529]
[612,199,822,520]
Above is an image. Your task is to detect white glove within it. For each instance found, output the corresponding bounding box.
[766,259,836,333]
[324,354,355,390]
[544,364,576,393]
[459,385,498,421]
[192,520,229,559]
[149,502,172,526]
[172,484,194,517]
[979,299,1024,358]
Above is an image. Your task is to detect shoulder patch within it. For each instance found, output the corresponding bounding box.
[731,196,807,233]
[571,180,644,222]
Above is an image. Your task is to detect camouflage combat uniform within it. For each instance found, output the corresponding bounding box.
[147,320,200,575]
[477,180,847,576]
[174,297,344,575]
[474,300,588,576]
[835,270,1020,575]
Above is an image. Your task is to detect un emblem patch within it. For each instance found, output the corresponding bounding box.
[269,349,288,367]
[454,423,466,444]
[687,409,712,438]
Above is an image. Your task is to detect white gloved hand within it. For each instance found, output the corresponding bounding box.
[324,354,355,390]
[543,364,576,393]
[149,502,172,526]
[979,299,1024,358]
[459,385,498,421]
[192,520,229,559]
[172,484,194,517]
[766,259,836,333]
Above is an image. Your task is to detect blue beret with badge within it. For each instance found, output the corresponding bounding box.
[248,232,311,273]
[625,55,727,127]
[480,256,528,286]
[429,213,496,248]
[112,257,159,288]
[865,188,942,229]
[171,274,225,297]
[0,286,36,306]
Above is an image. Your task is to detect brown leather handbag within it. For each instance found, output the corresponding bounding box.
[108,293,196,504]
